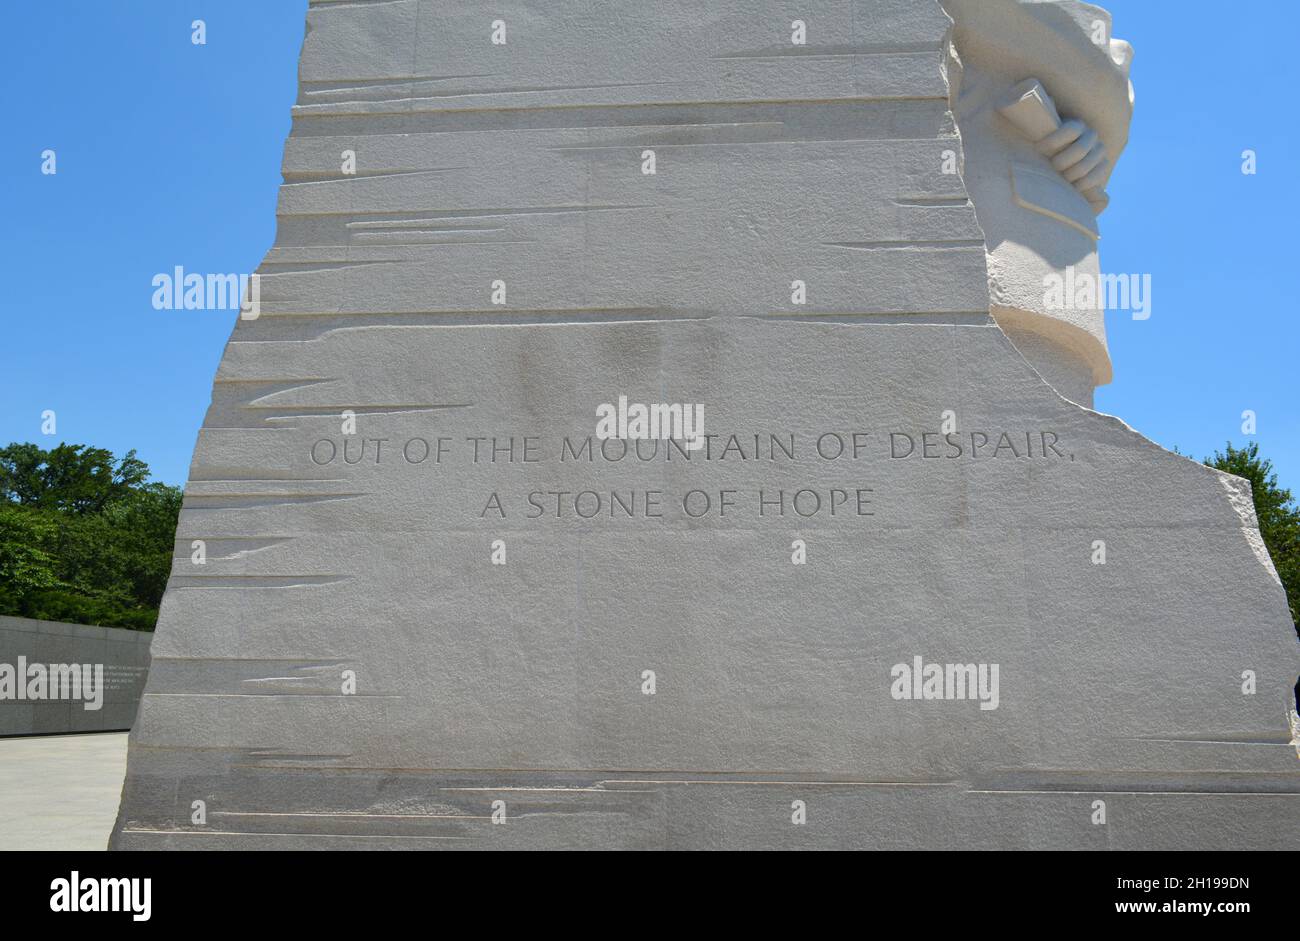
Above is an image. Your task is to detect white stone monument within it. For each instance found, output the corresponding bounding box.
[112,0,1298,850]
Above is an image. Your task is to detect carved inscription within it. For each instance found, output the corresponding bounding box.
[307,428,1071,522]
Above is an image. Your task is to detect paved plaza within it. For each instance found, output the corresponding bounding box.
[0,733,127,850]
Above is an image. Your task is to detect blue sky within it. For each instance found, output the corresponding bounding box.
[1,1,1295,493]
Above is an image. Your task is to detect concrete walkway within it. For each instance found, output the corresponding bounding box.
[0,733,128,850]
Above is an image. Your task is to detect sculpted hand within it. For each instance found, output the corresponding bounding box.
[998,79,1110,214]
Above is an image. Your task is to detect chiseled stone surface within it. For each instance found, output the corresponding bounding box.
[111,0,1298,850]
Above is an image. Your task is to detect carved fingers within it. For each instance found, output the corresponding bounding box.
[997,79,1111,215]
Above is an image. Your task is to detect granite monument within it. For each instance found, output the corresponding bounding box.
[111,0,1299,850]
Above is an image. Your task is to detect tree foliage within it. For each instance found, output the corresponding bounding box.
[1206,442,1300,632]
[0,443,180,631]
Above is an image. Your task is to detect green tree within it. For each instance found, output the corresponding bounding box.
[0,503,61,601]
[0,442,180,631]
[0,442,149,513]
[1206,442,1300,631]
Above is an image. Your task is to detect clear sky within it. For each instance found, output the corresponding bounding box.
[2,1,1295,492]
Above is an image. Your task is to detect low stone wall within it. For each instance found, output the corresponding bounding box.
[0,615,152,736]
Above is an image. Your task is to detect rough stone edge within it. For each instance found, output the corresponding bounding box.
[935,0,1298,721]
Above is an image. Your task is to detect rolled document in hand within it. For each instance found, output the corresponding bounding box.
[998,78,1110,214]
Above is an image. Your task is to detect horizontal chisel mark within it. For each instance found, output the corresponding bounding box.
[257,260,401,273]
[713,42,944,60]
[1129,734,1294,746]
[971,771,1300,794]
[346,223,505,233]
[300,75,494,94]
[309,0,408,8]
[288,94,951,125]
[749,311,993,325]
[181,493,367,509]
[282,166,470,183]
[347,234,538,247]
[244,403,470,414]
[118,829,470,841]
[823,239,985,251]
[216,811,477,820]
[294,79,691,110]
[172,536,292,561]
[893,195,971,207]
[167,574,348,589]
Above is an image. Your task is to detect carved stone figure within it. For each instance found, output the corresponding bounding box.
[110,1,1297,851]
[945,0,1133,407]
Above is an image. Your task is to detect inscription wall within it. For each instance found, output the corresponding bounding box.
[0,615,151,736]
